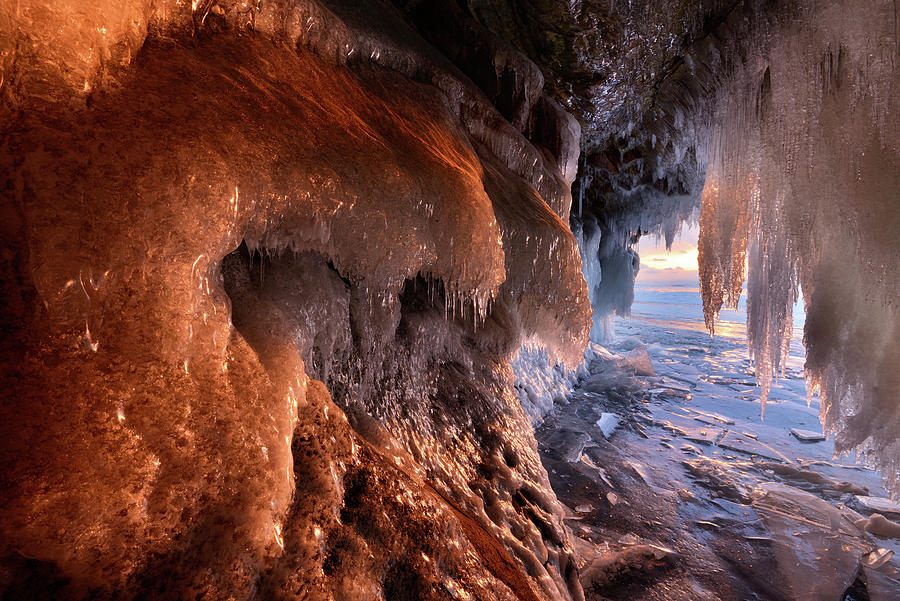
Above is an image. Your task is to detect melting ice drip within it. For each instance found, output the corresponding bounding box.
[698,0,900,493]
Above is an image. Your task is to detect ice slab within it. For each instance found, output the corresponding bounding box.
[861,548,895,570]
[618,533,641,545]
[595,413,620,439]
[790,428,826,443]
[751,483,873,601]
[579,454,615,488]
[719,431,791,463]
[680,444,702,455]
[621,347,656,376]
[855,496,900,516]
[692,412,735,426]
[682,427,720,446]
[626,461,651,485]
[855,514,900,539]
[560,431,591,463]
[661,381,693,394]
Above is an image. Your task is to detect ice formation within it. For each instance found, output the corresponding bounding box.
[564,0,900,494]
[0,0,898,598]
[697,0,900,492]
[0,1,591,599]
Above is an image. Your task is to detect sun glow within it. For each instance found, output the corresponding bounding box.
[640,240,699,272]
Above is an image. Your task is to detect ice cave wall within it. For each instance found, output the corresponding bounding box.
[1,0,899,598]
[0,1,592,599]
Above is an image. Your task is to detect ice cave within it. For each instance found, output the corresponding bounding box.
[1,1,898,599]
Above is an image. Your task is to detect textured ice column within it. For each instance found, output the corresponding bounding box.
[573,216,639,344]
[698,74,758,335]
[592,224,640,343]
[745,185,798,418]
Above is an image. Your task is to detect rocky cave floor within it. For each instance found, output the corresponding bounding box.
[535,325,900,601]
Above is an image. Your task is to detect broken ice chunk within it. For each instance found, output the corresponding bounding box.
[551,429,591,463]
[579,455,615,487]
[854,495,900,517]
[689,409,735,425]
[696,520,721,530]
[621,347,656,376]
[595,413,620,439]
[577,542,673,591]
[789,428,826,442]
[618,533,641,545]
[755,462,868,495]
[626,462,650,484]
[861,548,894,570]
[682,427,719,446]
[718,431,791,463]
[854,513,900,539]
[751,483,873,600]
[668,383,693,394]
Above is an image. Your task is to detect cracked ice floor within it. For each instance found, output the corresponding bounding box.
[535,287,900,600]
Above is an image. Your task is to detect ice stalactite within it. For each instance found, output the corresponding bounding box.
[698,0,900,492]
[576,217,604,342]
[573,217,641,344]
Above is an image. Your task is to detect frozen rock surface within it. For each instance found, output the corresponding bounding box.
[0,2,592,600]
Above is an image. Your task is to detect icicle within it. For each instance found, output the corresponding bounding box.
[697,0,900,492]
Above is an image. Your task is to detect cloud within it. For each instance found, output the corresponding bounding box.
[639,238,699,273]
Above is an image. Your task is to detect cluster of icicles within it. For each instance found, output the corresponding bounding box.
[698,0,900,492]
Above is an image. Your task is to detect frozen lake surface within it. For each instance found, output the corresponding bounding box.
[621,273,884,482]
[535,264,900,599]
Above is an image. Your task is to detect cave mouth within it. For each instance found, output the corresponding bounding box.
[2,1,898,599]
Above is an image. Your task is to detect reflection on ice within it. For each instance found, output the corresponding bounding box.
[535,266,899,599]
[751,483,874,601]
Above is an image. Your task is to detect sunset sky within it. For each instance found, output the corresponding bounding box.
[635,223,701,286]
